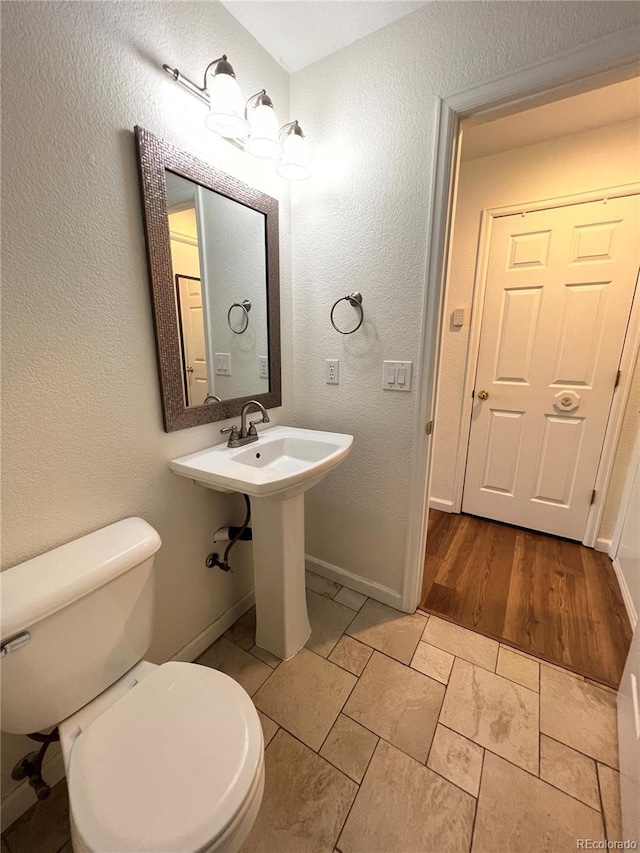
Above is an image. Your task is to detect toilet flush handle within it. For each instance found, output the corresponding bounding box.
[0,631,30,657]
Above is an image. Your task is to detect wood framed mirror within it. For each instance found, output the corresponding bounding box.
[135,126,281,432]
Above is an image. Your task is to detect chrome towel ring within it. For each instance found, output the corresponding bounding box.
[227,299,252,334]
[330,292,364,335]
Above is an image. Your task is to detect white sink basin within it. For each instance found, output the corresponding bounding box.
[169,425,353,660]
[170,426,353,499]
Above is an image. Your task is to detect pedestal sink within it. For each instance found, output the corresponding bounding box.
[170,426,353,659]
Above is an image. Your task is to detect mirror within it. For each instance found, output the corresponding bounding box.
[135,127,281,432]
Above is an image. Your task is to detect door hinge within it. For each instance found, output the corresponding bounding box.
[590,489,596,506]
[426,421,433,436]
[614,369,621,390]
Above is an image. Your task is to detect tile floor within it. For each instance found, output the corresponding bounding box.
[2,572,625,853]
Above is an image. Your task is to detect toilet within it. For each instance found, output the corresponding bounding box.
[0,518,264,852]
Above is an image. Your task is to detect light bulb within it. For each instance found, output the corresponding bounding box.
[277,124,310,181]
[204,59,249,139]
[246,98,282,160]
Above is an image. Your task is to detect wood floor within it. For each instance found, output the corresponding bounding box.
[419,510,632,688]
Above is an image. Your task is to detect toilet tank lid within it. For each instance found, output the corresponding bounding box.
[0,518,161,640]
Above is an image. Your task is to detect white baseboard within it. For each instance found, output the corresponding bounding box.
[428,498,454,513]
[595,537,612,553]
[171,589,255,663]
[305,555,403,610]
[612,556,638,630]
[1,749,66,832]
[1,591,257,832]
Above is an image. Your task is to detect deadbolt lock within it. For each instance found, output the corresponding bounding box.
[477,390,489,401]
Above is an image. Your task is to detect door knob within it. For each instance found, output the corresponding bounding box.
[477,390,489,401]
[186,366,194,373]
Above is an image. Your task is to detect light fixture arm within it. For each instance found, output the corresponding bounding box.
[162,64,211,106]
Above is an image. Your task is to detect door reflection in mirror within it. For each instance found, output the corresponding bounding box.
[165,171,269,407]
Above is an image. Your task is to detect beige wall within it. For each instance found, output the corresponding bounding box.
[1,0,292,812]
[290,2,640,598]
[431,119,640,541]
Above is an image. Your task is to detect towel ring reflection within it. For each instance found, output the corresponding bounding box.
[330,292,364,335]
[227,299,252,334]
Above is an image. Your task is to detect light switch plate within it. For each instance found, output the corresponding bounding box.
[259,356,269,379]
[383,360,412,391]
[326,359,339,385]
[215,353,231,375]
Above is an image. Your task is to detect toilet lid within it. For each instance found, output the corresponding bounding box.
[67,661,263,852]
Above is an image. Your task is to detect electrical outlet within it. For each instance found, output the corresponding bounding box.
[326,359,339,385]
[259,356,269,379]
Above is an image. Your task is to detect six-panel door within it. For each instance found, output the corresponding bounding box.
[462,194,640,540]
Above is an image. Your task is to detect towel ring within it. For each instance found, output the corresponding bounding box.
[227,299,251,334]
[330,292,364,335]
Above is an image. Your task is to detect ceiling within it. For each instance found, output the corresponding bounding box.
[462,77,640,161]
[220,0,428,72]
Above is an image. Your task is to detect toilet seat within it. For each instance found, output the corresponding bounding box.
[65,661,264,852]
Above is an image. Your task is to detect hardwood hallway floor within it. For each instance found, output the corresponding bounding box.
[419,510,632,688]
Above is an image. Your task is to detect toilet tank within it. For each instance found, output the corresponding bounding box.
[0,518,161,734]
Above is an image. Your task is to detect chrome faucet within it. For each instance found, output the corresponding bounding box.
[220,400,270,448]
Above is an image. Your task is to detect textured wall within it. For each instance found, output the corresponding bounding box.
[290,1,640,595]
[432,119,640,542]
[1,0,291,806]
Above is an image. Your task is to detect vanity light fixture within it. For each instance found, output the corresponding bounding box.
[163,57,310,180]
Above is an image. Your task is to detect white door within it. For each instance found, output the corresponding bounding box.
[463,194,640,540]
[177,275,209,406]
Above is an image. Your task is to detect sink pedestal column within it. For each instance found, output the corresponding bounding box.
[251,493,311,660]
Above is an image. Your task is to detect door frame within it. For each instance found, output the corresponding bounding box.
[450,186,640,546]
[401,28,640,613]
[608,423,640,628]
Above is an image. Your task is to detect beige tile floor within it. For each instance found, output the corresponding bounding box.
[2,573,626,853]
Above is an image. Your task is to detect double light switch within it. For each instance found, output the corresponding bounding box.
[215,353,231,375]
[383,360,412,391]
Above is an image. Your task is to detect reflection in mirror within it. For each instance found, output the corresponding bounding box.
[135,126,280,432]
[165,172,269,408]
